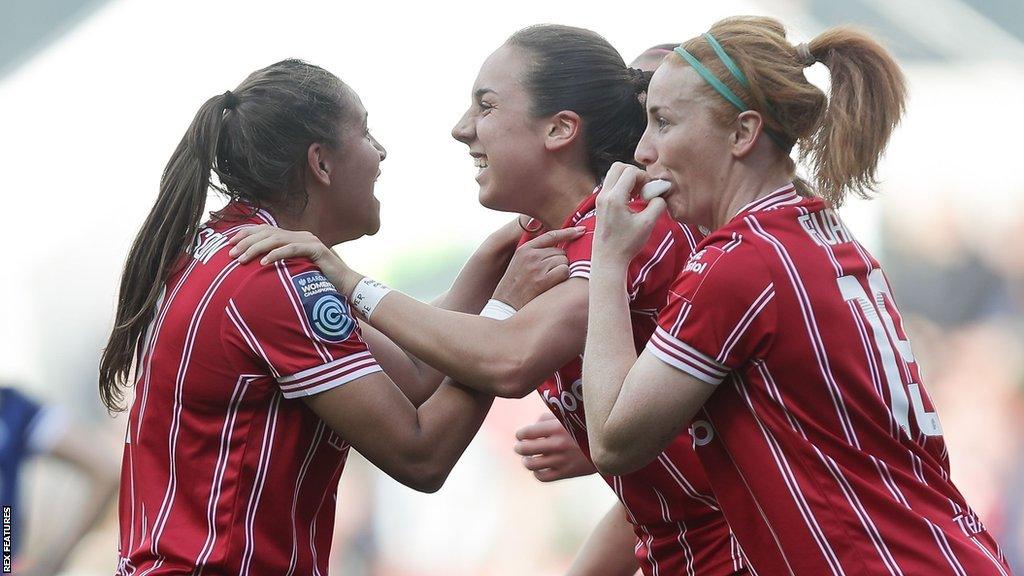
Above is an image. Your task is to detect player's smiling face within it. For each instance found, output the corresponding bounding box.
[316,91,387,241]
[452,44,549,213]
[635,61,733,230]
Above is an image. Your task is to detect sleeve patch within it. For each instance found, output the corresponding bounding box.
[291,271,356,343]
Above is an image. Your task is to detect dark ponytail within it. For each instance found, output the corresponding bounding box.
[507,25,648,178]
[98,95,228,412]
[99,59,351,412]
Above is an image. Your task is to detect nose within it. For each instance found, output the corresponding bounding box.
[451,107,475,144]
[371,134,387,162]
[634,125,656,167]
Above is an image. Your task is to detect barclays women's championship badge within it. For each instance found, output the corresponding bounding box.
[291,271,356,343]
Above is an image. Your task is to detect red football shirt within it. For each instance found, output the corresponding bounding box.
[527,192,748,576]
[116,203,381,576]
[648,184,1011,575]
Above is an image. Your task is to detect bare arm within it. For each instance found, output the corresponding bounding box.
[567,502,641,576]
[21,422,119,576]
[232,226,590,398]
[360,276,588,398]
[584,164,715,475]
[304,370,493,493]
[356,220,522,405]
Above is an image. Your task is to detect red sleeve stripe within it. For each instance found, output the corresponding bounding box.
[646,327,728,384]
[280,362,382,399]
[568,261,591,279]
[278,351,376,387]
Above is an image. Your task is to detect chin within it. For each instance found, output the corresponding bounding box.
[664,200,689,224]
[362,213,381,236]
[478,185,515,213]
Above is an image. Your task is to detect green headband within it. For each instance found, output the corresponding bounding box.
[673,33,793,151]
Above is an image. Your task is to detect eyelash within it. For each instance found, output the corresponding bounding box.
[479,101,494,115]
[656,116,669,131]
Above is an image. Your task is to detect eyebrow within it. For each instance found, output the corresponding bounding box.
[647,105,661,116]
[474,88,497,100]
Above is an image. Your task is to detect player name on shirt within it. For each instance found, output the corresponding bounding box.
[798,208,854,247]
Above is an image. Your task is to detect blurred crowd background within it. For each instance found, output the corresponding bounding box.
[2,0,1022,574]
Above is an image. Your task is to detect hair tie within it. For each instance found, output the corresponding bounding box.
[222,90,240,110]
[628,67,646,86]
[795,43,816,67]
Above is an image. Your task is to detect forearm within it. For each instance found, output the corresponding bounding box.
[405,379,494,490]
[366,292,529,395]
[582,257,639,462]
[434,237,513,314]
[361,324,438,407]
[393,237,514,396]
[45,475,118,571]
[567,502,640,576]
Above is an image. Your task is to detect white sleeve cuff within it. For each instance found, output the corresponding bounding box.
[645,327,728,385]
[568,260,591,280]
[277,351,383,398]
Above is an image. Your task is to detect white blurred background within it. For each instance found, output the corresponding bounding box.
[2,0,1023,573]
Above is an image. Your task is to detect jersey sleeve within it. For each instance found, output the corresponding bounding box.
[563,210,597,281]
[646,240,776,385]
[221,260,382,399]
[563,203,702,300]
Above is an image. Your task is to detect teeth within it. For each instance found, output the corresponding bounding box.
[473,157,488,169]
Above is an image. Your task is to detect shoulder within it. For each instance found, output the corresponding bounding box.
[226,259,360,344]
[228,258,326,303]
[669,228,772,303]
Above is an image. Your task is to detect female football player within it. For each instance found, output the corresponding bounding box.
[99,58,570,575]
[584,16,1011,575]
[233,26,747,576]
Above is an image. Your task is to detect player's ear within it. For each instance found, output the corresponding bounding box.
[307,142,331,186]
[731,111,764,158]
[544,110,582,153]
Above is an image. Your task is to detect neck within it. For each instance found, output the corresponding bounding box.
[267,197,350,247]
[529,165,598,230]
[711,160,794,230]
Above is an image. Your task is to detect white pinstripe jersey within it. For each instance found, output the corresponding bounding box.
[648,184,1010,575]
[527,192,749,576]
[116,203,381,576]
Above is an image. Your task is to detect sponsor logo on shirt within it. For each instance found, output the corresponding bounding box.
[684,249,709,274]
[543,378,585,420]
[690,420,715,447]
[291,271,356,343]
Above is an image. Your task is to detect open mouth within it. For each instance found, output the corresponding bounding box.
[471,152,488,175]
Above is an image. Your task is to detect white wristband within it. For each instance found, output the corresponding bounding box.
[351,277,392,318]
[480,298,517,320]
